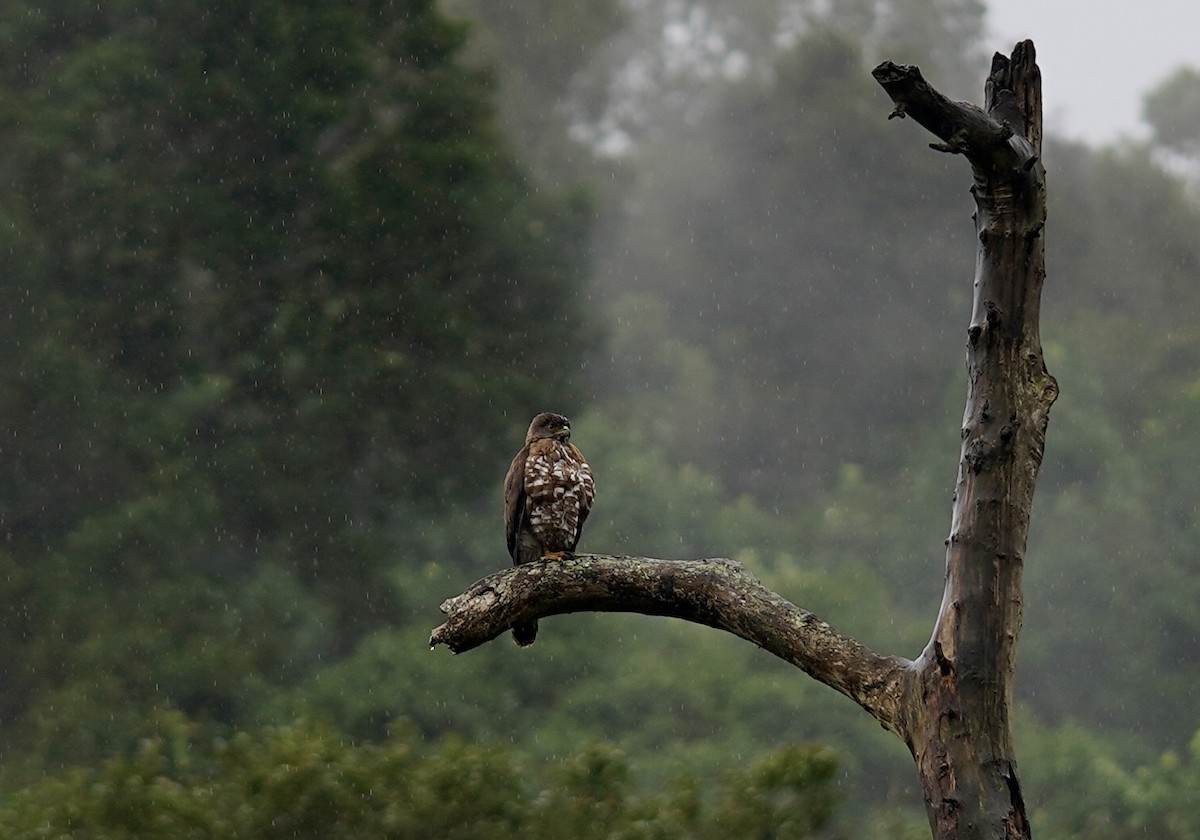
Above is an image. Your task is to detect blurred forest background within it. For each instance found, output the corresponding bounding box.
[2,0,1200,836]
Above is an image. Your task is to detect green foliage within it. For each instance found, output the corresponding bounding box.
[1046,139,1200,326]
[706,745,839,839]
[0,0,595,755]
[442,0,625,185]
[0,718,840,839]
[561,0,986,156]
[1019,721,1200,840]
[1144,66,1200,159]
[0,0,593,581]
[594,28,972,502]
[1019,314,1200,744]
[0,557,331,773]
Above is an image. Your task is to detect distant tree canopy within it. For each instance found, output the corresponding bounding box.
[1143,66,1200,159]
[591,29,972,503]
[0,0,592,533]
[0,717,843,840]
[0,0,593,758]
[444,0,625,185]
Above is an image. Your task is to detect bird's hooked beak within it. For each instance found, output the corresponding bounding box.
[555,426,571,442]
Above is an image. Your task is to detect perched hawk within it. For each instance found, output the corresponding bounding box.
[503,412,595,646]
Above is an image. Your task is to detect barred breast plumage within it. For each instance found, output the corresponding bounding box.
[503,412,595,646]
[524,438,595,553]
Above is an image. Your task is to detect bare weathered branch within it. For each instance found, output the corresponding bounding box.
[872,58,1037,178]
[431,553,912,734]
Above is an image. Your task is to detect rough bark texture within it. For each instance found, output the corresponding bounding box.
[874,41,1055,840]
[431,554,911,733]
[433,41,1054,840]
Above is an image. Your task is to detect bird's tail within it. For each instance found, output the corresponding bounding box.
[512,620,538,647]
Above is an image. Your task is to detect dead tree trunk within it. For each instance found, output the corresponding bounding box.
[872,41,1056,839]
[432,41,1056,840]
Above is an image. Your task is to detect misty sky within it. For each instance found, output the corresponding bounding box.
[987,1,1198,144]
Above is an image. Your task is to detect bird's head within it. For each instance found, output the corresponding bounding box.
[526,411,572,444]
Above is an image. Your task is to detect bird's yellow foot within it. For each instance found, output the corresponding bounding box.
[541,550,567,561]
